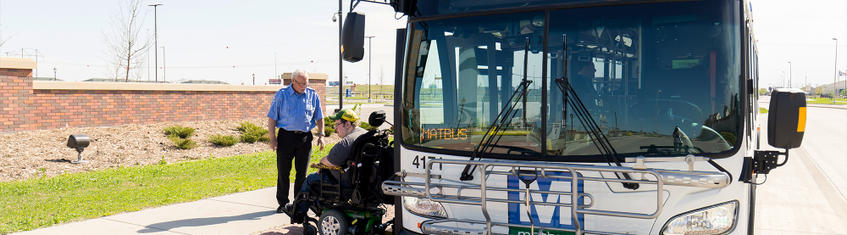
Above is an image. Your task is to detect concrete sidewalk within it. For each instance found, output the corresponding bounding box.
[13,187,290,235]
[807,103,847,110]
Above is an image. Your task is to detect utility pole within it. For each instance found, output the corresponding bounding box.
[366,35,375,103]
[162,46,166,82]
[148,3,162,82]
[34,49,38,78]
[833,38,838,104]
[147,46,151,81]
[274,52,278,79]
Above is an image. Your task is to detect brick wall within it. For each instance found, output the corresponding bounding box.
[26,89,274,130]
[0,77,302,133]
[0,76,34,132]
[0,68,33,77]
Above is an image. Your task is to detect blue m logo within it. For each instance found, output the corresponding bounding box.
[507,171,584,234]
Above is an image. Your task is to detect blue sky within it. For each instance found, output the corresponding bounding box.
[0,0,845,88]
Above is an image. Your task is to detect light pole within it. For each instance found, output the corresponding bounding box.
[252,73,255,85]
[333,1,344,110]
[366,35,374,103]
[833,38,838,104]
[148,3,162,83]
[53,67,57,81]
[787,61,792,88]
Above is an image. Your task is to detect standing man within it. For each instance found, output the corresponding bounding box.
[267,69,325,213]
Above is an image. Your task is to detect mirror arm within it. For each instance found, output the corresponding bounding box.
[775,149,789,167]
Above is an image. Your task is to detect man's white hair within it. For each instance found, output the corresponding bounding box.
[292,69,309,81]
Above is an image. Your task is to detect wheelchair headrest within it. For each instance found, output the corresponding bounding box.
[368,111,386,128]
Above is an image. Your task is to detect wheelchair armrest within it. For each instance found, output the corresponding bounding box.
[311,163,343,171]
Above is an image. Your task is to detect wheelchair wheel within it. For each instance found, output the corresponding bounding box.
[318,209,349,235]
[303,223,317,235]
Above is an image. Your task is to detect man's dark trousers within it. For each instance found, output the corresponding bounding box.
[276,129,312,206]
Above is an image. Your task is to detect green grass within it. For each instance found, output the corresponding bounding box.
[807,97,847,105]
[759,107,768,113]
[0,144,334,234]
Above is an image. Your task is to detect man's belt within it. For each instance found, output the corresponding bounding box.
[281,128,308,134]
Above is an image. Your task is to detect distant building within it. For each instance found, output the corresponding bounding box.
[814,80,847,97]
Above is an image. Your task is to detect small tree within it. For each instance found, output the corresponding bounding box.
[105,0,150,82]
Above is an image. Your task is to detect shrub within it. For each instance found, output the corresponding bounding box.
[163,125,195,139]
[322,117,336,136]
[168,136,197,149]
[209,134,239,147]
[241,128,270,143]
[236,121,269,143]
[237,121,263,133]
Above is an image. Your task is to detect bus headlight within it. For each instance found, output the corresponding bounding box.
[403,197,447,218]
[661,201,738,235]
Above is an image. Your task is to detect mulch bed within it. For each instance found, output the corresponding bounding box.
[0,118,341,182]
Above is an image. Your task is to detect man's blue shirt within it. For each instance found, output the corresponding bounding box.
[267,86,323,132]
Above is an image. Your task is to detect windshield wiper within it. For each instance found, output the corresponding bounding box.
[554,34,639,190]
[460,37,533,181]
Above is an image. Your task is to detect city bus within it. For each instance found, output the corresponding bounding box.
[340,0,807,234]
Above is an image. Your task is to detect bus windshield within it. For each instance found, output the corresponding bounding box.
[400,1,741,160]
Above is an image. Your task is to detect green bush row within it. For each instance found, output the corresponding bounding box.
[162,121,270,149]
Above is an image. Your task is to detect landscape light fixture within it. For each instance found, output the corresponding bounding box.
[67,134,90,164]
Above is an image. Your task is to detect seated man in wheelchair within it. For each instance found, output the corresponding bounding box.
[283,108,395,235]
[283,108,367,220]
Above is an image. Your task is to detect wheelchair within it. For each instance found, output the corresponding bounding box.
[287,110,395,235]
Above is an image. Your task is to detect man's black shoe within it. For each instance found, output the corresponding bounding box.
[283,203,305,224]
[275,205,285,214]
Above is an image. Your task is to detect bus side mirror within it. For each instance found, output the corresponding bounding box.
[767,88,806,149]
[342,12,366,62]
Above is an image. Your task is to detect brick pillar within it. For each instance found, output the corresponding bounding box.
[282,72,328,113]
[0,76,34,132]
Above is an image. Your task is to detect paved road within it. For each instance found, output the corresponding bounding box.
[755,97,847,234]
